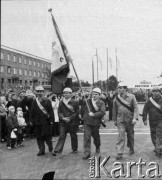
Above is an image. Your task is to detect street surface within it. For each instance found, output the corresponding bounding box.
[0,104,162,179]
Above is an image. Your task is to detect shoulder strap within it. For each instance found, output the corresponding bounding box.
[61,100,75,113]
[116,95,133,113]
[36,98,49,117]
[88,99,98,113]
[149,97,162,114]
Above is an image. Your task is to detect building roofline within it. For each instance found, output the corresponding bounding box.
[1,45,52,63]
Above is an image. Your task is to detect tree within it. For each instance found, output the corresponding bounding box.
[106,75,118,91]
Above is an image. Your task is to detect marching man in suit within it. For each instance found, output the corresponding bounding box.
[143,86,162,157]
[81,88,106,160]
[30,86,54,156]
[52,87,79,156]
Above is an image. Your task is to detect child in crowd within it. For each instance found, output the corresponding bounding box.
[16,107,27,146]
[6,106,19,149]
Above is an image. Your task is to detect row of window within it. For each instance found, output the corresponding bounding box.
[0,66,47,78]
[1,52,50,69]
[1,78,48,86]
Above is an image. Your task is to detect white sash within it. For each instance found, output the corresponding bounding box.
[36,98,49,117]
[150,97,161,110]
[92,99,99,111]
[63,98,74,112]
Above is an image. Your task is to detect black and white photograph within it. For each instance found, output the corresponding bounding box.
[0,0,162,179]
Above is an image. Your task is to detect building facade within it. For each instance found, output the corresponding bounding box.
[0,45,52,92]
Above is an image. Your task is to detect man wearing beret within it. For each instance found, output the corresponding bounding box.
[143,86,162,158]
[113,82,139,160]
[81,87,106,160]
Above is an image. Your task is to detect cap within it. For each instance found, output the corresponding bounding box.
[35,86,44,91]
[63,87,72,93]
[8,106,15,111]
[92,88,101,94]
[17,107,22,111]
[118,82,128,88]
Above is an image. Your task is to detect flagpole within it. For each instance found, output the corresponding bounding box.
[115,48,118,80]
[107,48,108,93]
[70,60,91,112]
[96,48,99,82]
[107,48,108,80]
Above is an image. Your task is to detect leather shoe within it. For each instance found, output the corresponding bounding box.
[70,150,78,154]
[129,149,134,155]
[96,148,100,154]
[116,154,123,160]
[82,154,90,160]
[37,152,45,156]
[49,147,53,152]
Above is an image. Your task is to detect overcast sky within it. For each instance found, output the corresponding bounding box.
[1,0,162,85]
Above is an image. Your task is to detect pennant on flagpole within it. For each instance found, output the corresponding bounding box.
[49,9,70,84]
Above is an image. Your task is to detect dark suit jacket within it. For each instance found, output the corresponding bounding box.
[82,98,106,126]
[29,97,54,126]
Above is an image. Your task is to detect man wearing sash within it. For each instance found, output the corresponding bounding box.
[82,88,106,160]
[143,86,162,157]
[30,86,54,156]
[52,88,79,156]
[113,82,139,160]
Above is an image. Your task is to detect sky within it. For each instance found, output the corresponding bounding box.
[1,0,162,85]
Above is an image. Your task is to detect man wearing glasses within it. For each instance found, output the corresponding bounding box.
[143,86,162,158]
[52,87,79,156]
[113,82,139,160]
[82,88,106,160]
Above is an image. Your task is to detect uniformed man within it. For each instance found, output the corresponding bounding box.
[143,86,162,157]
[113,82,139,160]
[52,87,79,156]
[81,88,106,160]
[30,86,54,156]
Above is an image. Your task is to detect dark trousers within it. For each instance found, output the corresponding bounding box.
[0,116,7,141]
[17,130,24,145]
[54,125,78,153]
[150,122,162,152]
[84,123,100,155]
[36,136,53,153]
[52,122,60,137]
[6,129,16,148]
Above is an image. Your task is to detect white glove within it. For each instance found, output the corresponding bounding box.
[89,112,94,117]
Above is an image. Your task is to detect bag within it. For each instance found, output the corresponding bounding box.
[11,130,17,139]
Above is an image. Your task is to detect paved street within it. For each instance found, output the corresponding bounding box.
[0,104,162,179]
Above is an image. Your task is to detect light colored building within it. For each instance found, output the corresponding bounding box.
[0,45,52,92]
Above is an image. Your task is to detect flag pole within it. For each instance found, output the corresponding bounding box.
[107,48,108,93]
[107,48,108,80]
[115,48,118,80]
[70,60,91,112]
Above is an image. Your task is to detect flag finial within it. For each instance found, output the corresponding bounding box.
[48,8,52,13]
